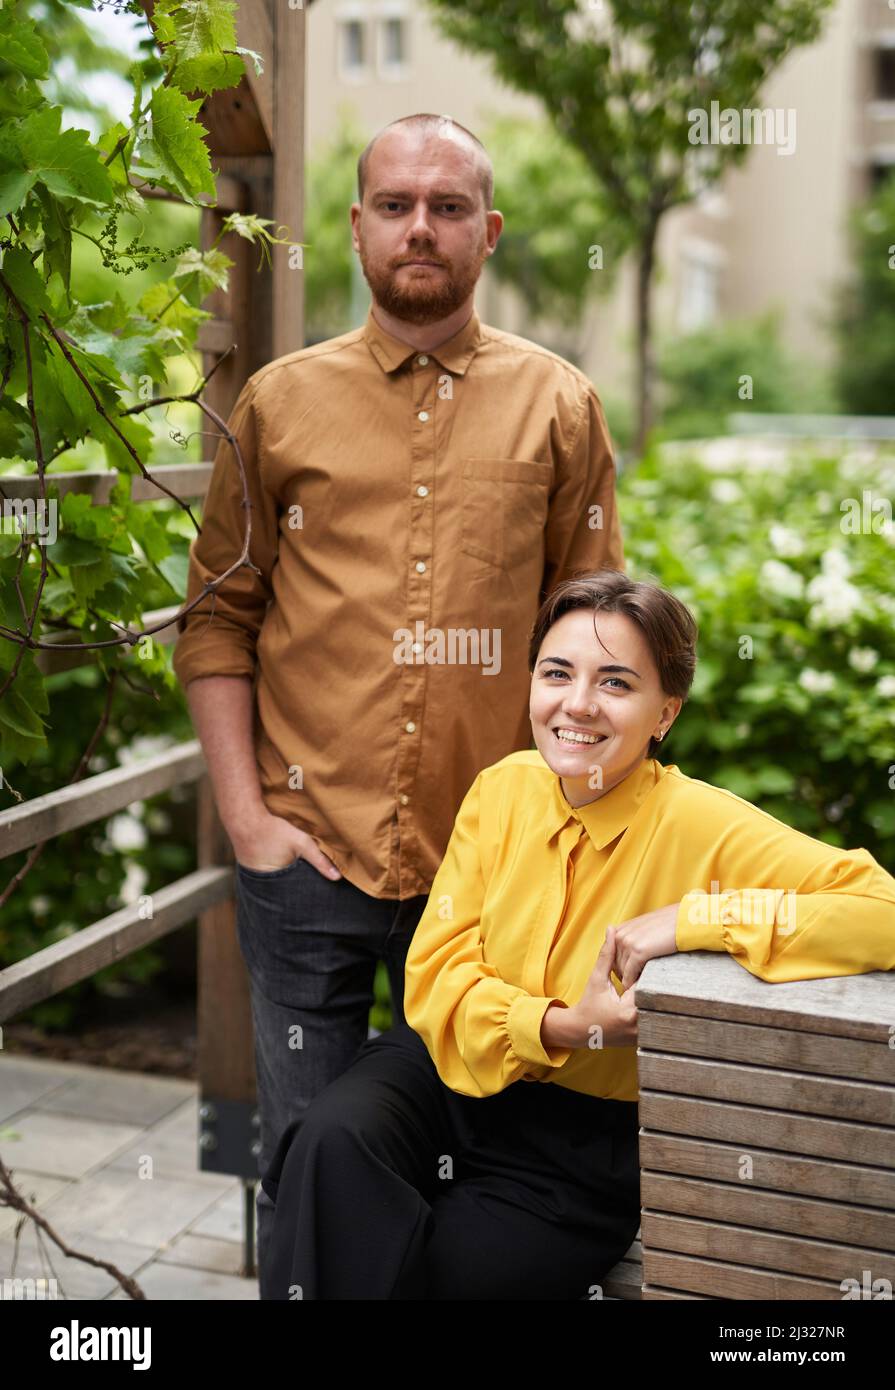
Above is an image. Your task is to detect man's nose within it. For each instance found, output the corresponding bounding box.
[406,203,436,240]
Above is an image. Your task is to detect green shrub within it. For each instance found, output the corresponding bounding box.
[620,442,895,863]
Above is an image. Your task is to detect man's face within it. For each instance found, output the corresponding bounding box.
[350,127,501,324]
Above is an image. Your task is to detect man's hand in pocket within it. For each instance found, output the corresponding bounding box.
[230,810,342,880]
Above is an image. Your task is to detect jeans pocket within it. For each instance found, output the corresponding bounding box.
[236,855,307,880]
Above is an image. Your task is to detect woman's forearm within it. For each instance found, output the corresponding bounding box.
[541,1002,585,1050]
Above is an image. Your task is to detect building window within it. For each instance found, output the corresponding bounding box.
[875,49,895,101]
[338,19,369,80]
[377,12,409,79]
[678,246,722,333]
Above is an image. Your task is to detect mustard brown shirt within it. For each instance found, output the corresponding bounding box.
[172,307,624,897]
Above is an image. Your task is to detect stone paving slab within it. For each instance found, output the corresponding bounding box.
[0,1169,69,1240]
[0,1057,73,1122]
[106,1098,233,1188]
[0,1055,259,1300]
[188,1181,247,1243]
[107,1260,258,1300]
[0,1109,142,1180]
[155,1232,246,1277]
[0,1223,154,1300]
[41,1167,241,1250]
[34,1067,192,1127]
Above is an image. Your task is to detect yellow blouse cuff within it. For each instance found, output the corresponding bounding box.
[677,888,788,951]
[506,994,574,1069]
[676,892,726,951]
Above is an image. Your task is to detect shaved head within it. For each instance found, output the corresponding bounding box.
[357,114,493,211]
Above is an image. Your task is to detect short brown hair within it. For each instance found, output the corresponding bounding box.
[528,569,698,758]
[357,113,494,210]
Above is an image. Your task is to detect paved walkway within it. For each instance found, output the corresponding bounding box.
[0,1053,257,1299]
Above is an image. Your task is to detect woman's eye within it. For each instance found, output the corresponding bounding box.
[543,670,630,690]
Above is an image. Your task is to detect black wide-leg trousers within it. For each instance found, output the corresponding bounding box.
[259,1022,642,1300]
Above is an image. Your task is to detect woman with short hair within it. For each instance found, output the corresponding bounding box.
[259,569,895,1300]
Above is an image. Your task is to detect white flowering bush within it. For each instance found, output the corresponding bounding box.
[620,446,895,861]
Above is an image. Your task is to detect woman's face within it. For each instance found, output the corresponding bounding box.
[529,608,682,808]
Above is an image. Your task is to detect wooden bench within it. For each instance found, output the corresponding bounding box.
[604,953,895,1300]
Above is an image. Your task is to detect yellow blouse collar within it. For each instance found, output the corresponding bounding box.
[542,755,667,851]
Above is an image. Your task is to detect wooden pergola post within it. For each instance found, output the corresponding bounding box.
[187,0,308,1276]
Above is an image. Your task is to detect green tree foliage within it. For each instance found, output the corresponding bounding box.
[425,0,835,453]
[655,312,836,443]
[834,172,895,417]
[0,0,285,1022]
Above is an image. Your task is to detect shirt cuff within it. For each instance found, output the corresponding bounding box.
[676,888,788,951]
[506,994,574,1069]
[172,635,258,687]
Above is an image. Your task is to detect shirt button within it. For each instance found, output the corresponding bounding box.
[415,560,426,573]
[416,484,429,497]
[405,721,416,733]
[418,410,429,422]
[411,641,423,653]
[417,355,429,366]
[399,794,410,806]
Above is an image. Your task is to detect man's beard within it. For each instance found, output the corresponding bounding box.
[358,238,487,325]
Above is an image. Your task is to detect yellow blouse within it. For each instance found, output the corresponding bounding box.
[403,752,895,1101]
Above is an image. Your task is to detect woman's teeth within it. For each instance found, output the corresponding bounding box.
[554,729,605,745]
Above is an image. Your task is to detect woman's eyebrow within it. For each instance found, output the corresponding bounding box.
[536,657,642,679]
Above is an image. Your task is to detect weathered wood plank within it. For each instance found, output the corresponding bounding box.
[638,1052,895,1126]
[197,775,255,1105]
[0,866,233,1019]
[641,1172,895,1250]
[638,1132,895,1209]
[34,606,184,676]
[639,1091,894,1167]
[641,1250,843,1300]
[196,318,236,355]
[642,1212,895,1284]
[0,464,212,504]
[0,742,205,858]
[637,954,895,1041]
[637,1011,895,1085]
[642,1285,714,1300]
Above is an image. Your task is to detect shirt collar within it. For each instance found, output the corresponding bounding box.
[543,756,663,852]
[363,304,483,377]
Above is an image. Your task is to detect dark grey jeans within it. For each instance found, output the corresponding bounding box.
[234,854,429,1281]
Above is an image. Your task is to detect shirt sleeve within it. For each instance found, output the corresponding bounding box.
[541,386,625,602]
[675,791,895,983]
[171,374,280,689]
[403,772,574,1098]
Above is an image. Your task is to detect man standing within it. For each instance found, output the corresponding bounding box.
[172,112,624,1276]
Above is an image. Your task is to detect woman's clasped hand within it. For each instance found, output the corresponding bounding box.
[560,904,680,1049]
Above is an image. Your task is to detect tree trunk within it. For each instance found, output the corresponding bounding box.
[633,215,660,461]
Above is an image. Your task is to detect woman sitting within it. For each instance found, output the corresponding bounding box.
[258,569,895,1300]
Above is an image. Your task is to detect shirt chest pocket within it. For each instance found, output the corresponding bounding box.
[460,459,553,573]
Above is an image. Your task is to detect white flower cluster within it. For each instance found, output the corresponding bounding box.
[805,549,862,628]
[798,668,836,695]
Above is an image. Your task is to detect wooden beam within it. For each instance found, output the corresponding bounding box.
[0,741,205,858]
[272,0,306,357]
[0,867,233,1021]
[0,464,213,505]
